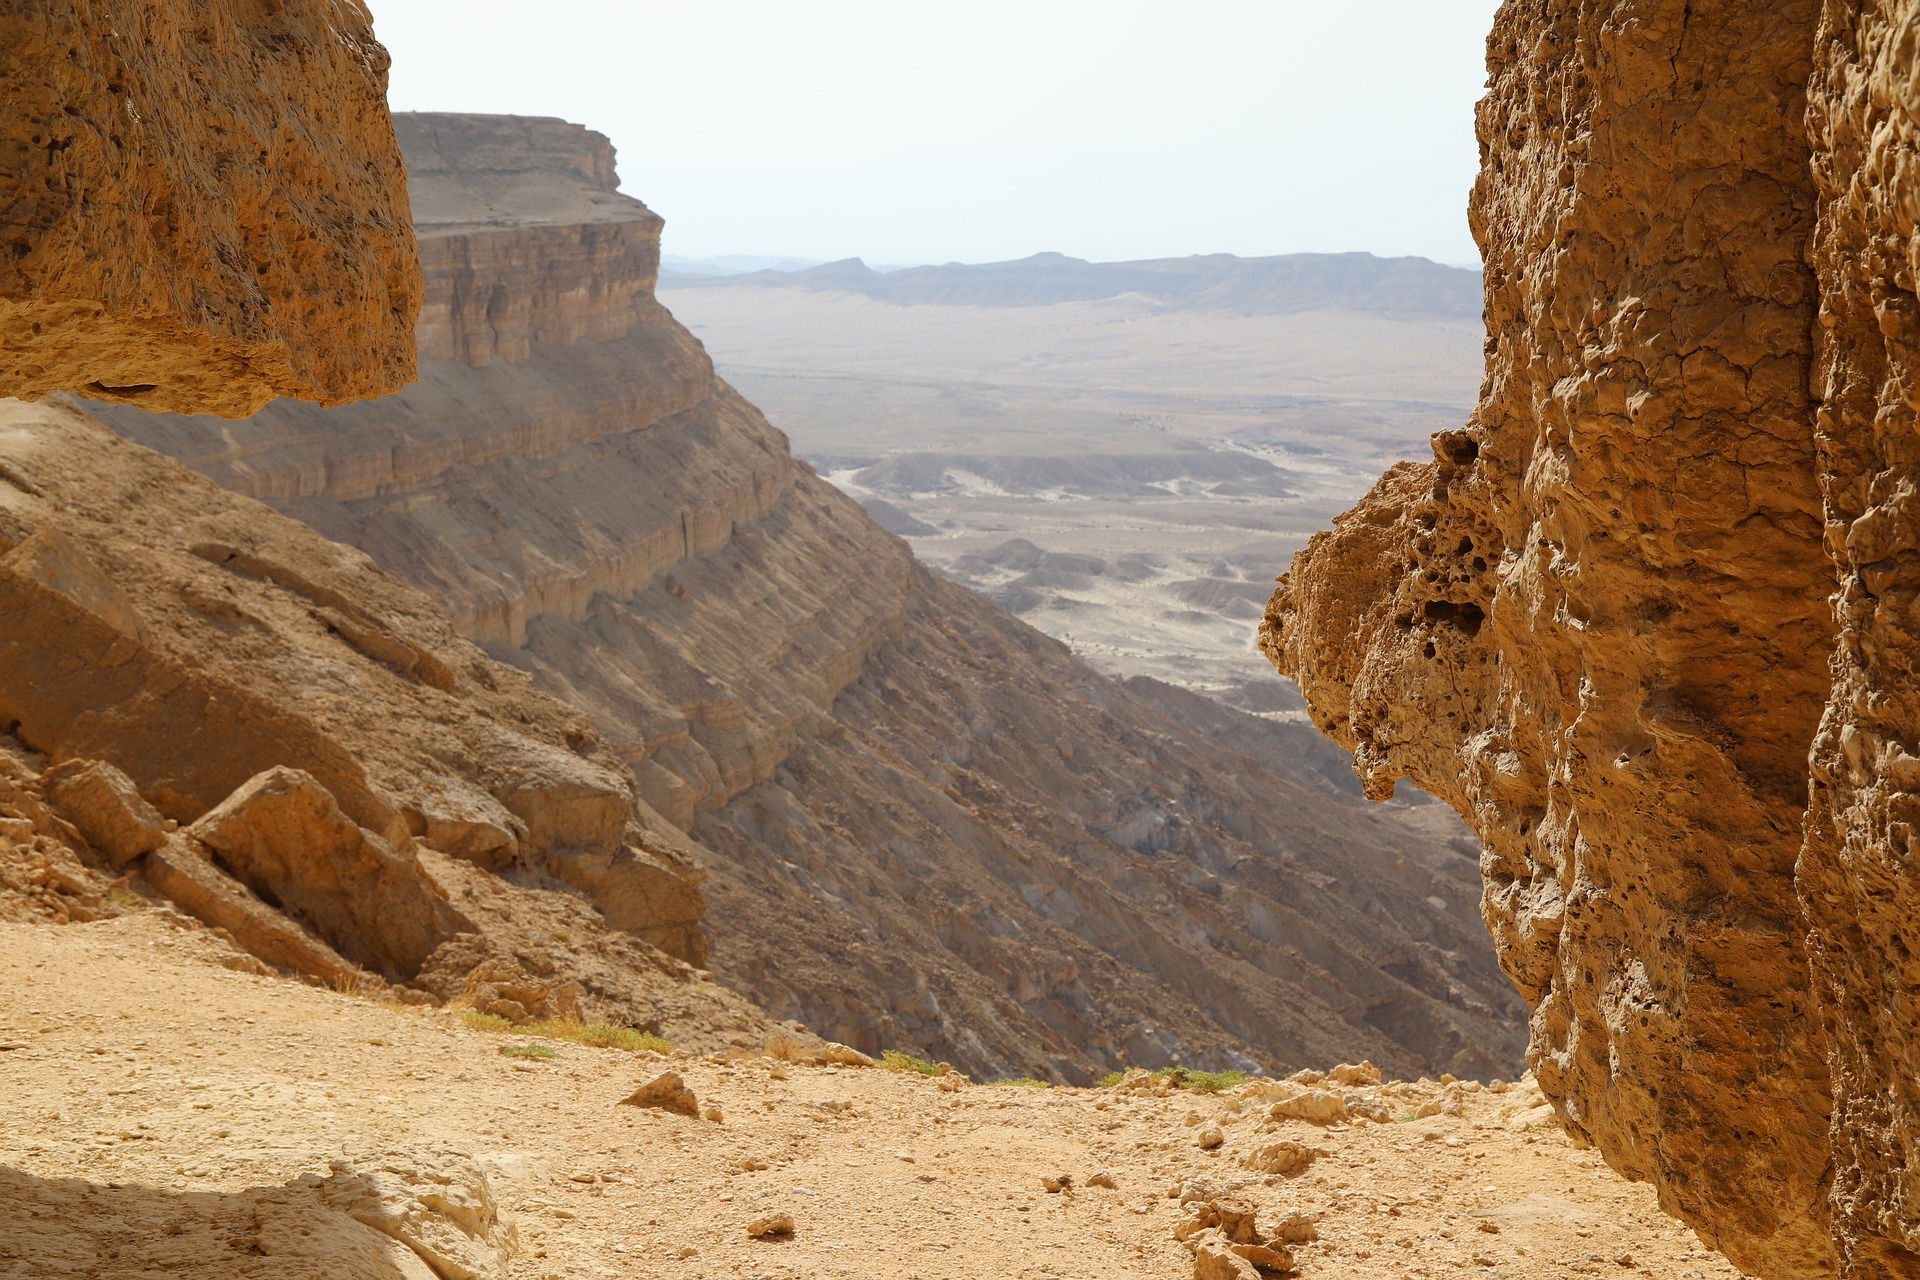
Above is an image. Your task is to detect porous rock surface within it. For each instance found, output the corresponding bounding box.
[101,113,1530,1083]
[0,0,420,416]
[1264,1,1920,1276]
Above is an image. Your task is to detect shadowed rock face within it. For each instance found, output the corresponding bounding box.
[1265,1,1920,1275]
[102,112,1531,1084]
[0,0,420,416]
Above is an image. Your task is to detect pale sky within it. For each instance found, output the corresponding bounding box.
[375,1,1502,266]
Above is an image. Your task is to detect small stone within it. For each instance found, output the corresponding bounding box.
[1195,1125,1225,1150]
[1230,1242,1295,1270]
[1244,1140,1324,1176]
[1478,1219,1500,1233]
[1087,1171,1118,1189]
[746,1212,795,1238]
[1270,1211,1320,1243]
[1190,1228,1262,1280]
[703,1105,725,1123]
[619,1071,700,1117]
[1042,1175,1074,1193]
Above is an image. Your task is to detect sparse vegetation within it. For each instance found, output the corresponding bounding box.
[456,1009,673,1054]
[992,1077,1053,1088]
[764,1032,806,1062]
[499,1042,559,1060]
[1097,1066,1249,1093]
[878,1050,942,1076]
[457,1010,517,1033]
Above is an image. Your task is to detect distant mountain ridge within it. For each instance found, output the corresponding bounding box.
[662,250,1482,317]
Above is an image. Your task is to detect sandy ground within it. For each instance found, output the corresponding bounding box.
[0,913,1740,1280]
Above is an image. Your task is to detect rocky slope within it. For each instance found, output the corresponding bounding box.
[1264,2,1920,1276]
[99,112,1527,1084]
[0,0,419,415]
[0,393,781,1051]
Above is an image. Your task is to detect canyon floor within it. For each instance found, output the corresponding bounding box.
[3,912,1734,1280]
[660,274,1480,715]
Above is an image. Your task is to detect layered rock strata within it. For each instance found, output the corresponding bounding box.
[0,0,420,415]
[1265,1,1920,1276]
[103,113,1529,1082]
[0,394,788,1048]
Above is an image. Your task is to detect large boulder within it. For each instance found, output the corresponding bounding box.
[188,767,473,981]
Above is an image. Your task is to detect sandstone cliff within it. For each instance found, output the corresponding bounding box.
[1264,2,1920,1276]
[101,113,1528,1083]
[0,0,420,416]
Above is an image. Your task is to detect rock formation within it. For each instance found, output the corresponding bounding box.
[1264,1,1920,1275]
[0,0,419,416]
[0,393,784,1046]
[99,112,1529,1083]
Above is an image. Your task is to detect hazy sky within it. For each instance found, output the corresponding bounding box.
[376,1,1502,266]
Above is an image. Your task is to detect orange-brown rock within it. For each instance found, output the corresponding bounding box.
[1803,2,1920,1274]
[1265,1,1920,1276]
[0,0,420,416]
[101,114,1529,1083]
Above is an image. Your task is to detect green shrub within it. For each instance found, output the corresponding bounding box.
[879,1050,942,1076]
[993,1077,1053,1088]
[1097,1066,1249,1093]
[499,1042,559,1060]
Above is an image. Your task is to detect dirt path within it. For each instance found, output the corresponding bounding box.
[0,915,1739,1279]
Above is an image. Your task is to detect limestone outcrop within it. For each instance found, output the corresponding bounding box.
[0,0,420,415]
[1264,1,1920,1275]
[101,113,1529,1082]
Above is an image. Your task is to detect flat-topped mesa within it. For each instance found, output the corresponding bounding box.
[392,113,664,364]
[1266,1,1920,1276]
[0,0,420,416]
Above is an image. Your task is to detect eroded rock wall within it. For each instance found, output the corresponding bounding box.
[0,0,420,415]
[1803,2,1920,1273]
[104,113,1531,1083]
[1266,0,1920,1275]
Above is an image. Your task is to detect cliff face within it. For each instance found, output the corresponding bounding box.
[0,0,419,416]
[1804,3,1920,1273]
[104,112,1529,1083]
[1265,2,1920,1276]
[0,394,793,1051]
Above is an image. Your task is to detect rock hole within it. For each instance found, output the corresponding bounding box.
[1456,537,1474,555]
[86,381,160,397]
[1439,434,1480,466]
[1422,600,1486,638]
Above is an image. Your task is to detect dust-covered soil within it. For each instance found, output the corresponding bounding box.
[0,913,1738,1280]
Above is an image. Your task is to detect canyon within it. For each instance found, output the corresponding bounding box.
[88,112,1525,1084]
[11,0,1920,1275]
[1265,1,1920,1277]
[661,253,1482,715]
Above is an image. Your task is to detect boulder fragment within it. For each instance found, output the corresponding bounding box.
[188,767,472,980]
[619,1071,700,1117]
